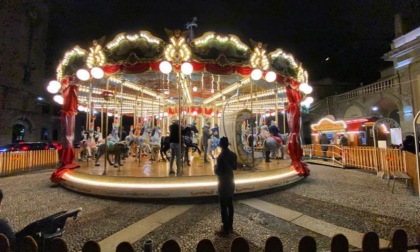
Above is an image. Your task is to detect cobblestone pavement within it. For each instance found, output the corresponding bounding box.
[1,164,419,251]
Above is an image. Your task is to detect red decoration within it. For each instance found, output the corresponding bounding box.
[191,61,206,72]
[149,61,162,71]
[206,64,235,75]
[51,85,80,183]
[120,63,149,73]
[285,85,310,177]
[103,64,121,74]
[236,66,253,75]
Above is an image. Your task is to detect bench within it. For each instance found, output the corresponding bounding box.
[388,171,413,194]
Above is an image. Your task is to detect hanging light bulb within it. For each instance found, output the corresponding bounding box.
[91,67,104,79]
[265,71,277,82]
[251,69,262,80]
[159,61,172,74]
[47,80,61,94]
[181,62,193,75]
[53,95,64,105]
[76,69,90,81]
[192,86,197,92]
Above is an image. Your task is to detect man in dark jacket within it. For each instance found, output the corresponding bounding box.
[169,120,182,175]
[0,189,16,247]
[214,137,237,236]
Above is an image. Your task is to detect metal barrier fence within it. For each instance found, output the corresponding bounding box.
[303,144,419,194]
[0,150,59,175]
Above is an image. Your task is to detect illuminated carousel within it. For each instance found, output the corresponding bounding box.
[49,23,313,198]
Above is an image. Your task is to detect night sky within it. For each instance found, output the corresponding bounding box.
[46,0,420,96]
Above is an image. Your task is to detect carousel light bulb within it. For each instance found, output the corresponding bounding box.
[303,85,313,94]
[192,111,197,116]
[107,112,113,117]
[159,61,172,74]
[305,96,314,104]
[47,80,61,93]
[299,83,309,92]
[77,105,85,111]
[53,95,64,105]
[192,86,197,92]
[91,67,104,79]
[265,71,277,82]
[251,69,262,80]
[181,62,193,75]
[76,69,90,81]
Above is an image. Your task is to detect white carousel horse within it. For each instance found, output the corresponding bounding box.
[79,131,97,160]
[94,130,104,144]
[135,127,152,160]
[263,134,287,159]
[149,127,161,161]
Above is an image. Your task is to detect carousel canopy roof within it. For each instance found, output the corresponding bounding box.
[51,28,309,117]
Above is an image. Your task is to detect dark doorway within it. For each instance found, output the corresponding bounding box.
[12,124,25,143]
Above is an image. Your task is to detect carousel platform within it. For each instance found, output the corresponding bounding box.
[58,152,303,198]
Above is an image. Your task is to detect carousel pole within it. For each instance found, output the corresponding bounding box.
[119,81,123,140]
[251,76,254,168]
[275,88,279,127]
[103,77,110,175]
[101,104,104,138]
[134,95,138,128]
[141,91,144,128]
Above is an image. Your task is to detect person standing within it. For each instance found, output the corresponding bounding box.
[0,189,16,248]
[214,137,237,236]
[320,133,330,160]
[169,120,182,176]
[202,122,212,163]
[340,134,349,147]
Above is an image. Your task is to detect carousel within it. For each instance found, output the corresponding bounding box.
[48,21,313,198]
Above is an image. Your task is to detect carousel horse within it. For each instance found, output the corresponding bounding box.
[127,125,141,156]
[79,131,97,160]
[210,133,220,160]
[94,130,104,144]
[135,127,152,160]
[149,127,161,161]
[160,136,171,161]
[94,141,129,167]
[160,135,201,163]
[263,135,285,159]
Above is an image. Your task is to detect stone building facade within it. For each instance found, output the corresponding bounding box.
[0,0,60,144]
